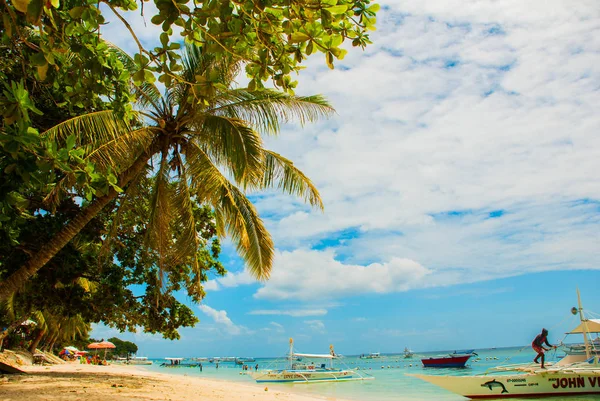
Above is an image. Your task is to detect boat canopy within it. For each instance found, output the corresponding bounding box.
[293,353,337,359]
[568,319,600,334]
[165,357,184,361]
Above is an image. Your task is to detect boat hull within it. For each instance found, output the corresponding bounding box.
[412,371,600,399]
[421,355,471,368]
[251,369,363,383]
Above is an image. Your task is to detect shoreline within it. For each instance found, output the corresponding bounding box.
[0,363,354,400]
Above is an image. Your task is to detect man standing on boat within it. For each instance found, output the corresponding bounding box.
[532,328,556,368]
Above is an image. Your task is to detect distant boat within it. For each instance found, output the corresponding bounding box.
[404,347,414,359]
[235,357,256,365]
[128,356,153,365]
[421,353,473,368]
[359,352,382,359]
[249,338,373,383]
[113,356,153,365]
[160,357,199,368]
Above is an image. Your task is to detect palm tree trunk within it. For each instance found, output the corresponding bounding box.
[29,328,46,353]
[0,150,153,301]
[47,332,59,354]
[0,315,30,350]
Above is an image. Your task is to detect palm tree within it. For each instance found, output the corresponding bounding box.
[0,45,333,301]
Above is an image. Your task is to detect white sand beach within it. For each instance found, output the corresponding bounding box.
[0,362,353,401]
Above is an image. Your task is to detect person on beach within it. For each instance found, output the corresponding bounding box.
[532,328,556,368]
[255,363,259,371]
[199,363,202,372]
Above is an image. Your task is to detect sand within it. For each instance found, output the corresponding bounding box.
[0,363,352,401]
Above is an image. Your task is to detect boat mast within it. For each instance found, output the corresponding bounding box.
[577,288,591,359]
[330,345,334,368]
[289,338,294,369]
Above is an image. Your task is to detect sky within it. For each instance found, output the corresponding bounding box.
[91,0,600,358]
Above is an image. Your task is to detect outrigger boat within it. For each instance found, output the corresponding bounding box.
[160,357,199,368]
[412,290,600,399]
[249,339,373,383]
[404,347,414,359]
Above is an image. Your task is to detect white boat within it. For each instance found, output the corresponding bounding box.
[249,339,373,383]
[404,347,414,359]
[411,290,600,399]
[359,352,382,359]
[112,356,153,365]
[127,356,153,365]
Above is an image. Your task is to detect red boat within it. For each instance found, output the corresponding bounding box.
[421,354,473,368]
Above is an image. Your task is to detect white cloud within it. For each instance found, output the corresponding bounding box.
[102,1,600,296]
[269,322,285,333]
[249,309,328,317]
[205,269,257,291]
[254,249,431,301]
[304,320,326,334]
[250,2,600,289]
[198,305,250,336]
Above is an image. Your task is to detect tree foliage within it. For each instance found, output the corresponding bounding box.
[2,0,378,111]
[107,337,138,357]
[0,0,379,346]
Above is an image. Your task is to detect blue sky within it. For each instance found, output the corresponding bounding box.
[92,1,600,358]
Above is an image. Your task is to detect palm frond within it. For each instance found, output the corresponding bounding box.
[181,43,239,88]
[209,89,335,135]
[98,171,148,263]
[41,110,134,147]
[43,127,154,209]
[1,293,15,320]
[84,127,154,172]
[261,150,324,210]
[185,142,273,279]
[170,150,200,268]
[193,115,264,187]
[31,310,47,331]
[215,182,273,280]
[145,150,173,285]
[107,42,163,109]
[75,277,98,293]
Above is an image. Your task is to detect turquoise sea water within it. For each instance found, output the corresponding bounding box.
[142,347,600,400]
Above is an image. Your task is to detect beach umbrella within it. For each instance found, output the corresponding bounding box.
[64,346,79,352]
[88,341,116,360]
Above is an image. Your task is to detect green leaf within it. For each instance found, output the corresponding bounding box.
[26,0,43,24]
[37,64,48,81]
[306,41,314,55]
[11,0,30,13]
[144,70,156,83]
[326,52,334,69]
[69,6,85,18]
[66,134,76,150]
[30,52,46,66]
[50,0,59,8]
[289,32,310,43]
[367,3,381,13]
[160,32,169,47]
[151,14,165,25]
[324,5,348,14]
[132,70,145,85]
[3,13,12,37]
